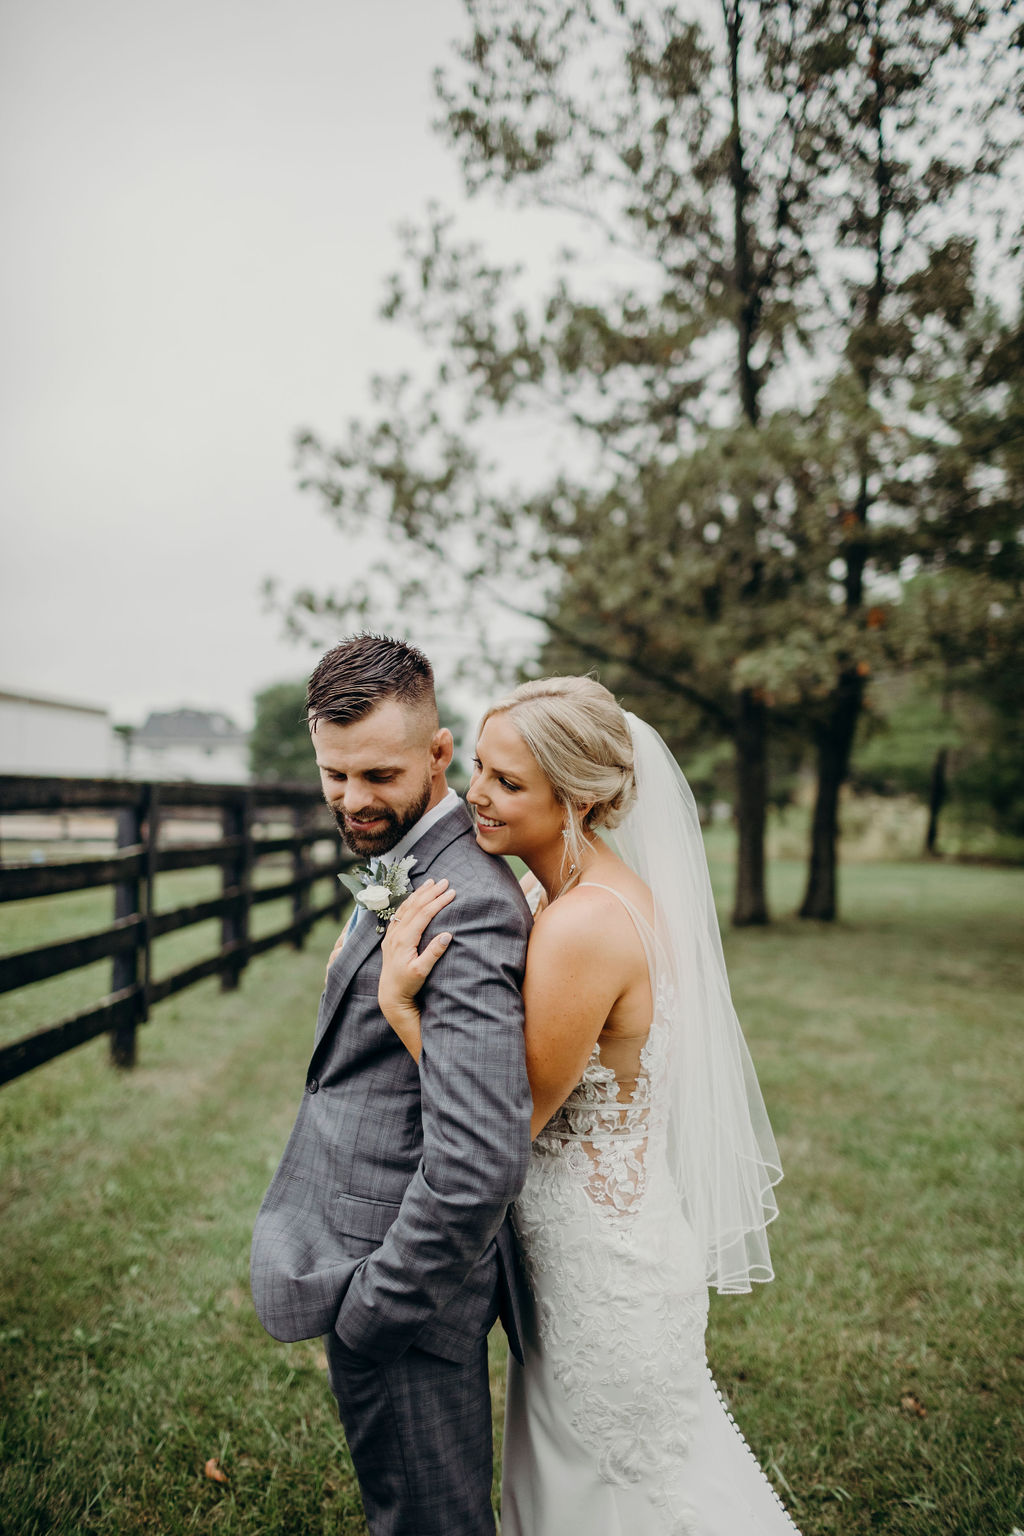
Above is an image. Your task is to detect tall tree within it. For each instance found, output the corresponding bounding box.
[295,0,849,923]
[288,0,1019,922]
[793,0,1020,915]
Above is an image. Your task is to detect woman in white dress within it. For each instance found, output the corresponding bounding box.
[377,676,801,1535]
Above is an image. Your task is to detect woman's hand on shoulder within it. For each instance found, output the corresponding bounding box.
[378,881,457,1060]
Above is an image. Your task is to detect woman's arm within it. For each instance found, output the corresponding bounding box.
[380,879,629,1140]
[378,879,457,1060]
[519,894,625,1138]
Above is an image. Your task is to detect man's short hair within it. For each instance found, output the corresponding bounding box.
[306,634,437,728]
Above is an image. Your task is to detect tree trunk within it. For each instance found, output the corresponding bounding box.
[799,670,864,921]
[925,746,948,856]
[732,689,769,926]
[801,17,886,923]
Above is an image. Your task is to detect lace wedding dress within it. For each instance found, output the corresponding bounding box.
[501,884,800,1536]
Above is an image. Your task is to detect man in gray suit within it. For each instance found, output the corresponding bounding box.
[251,634,532,1536]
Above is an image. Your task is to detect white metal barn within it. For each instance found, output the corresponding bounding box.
[0,688,115,777]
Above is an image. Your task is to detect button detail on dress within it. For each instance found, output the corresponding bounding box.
[306,1078,320,1094]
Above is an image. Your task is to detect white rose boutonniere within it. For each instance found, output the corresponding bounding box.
[339,855,417,933]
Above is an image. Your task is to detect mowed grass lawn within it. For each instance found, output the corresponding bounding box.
[0,853,1021,1536]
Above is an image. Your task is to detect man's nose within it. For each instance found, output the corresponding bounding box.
[341,782,380,816]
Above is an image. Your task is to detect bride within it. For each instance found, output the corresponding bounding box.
[376,676,800,1535]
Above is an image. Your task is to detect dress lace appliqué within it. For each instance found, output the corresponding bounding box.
[535,1033,653,1215]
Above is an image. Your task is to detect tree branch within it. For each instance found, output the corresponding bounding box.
[486,587,737,729]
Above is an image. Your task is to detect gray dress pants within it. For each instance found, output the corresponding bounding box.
[324,1333,496,1536]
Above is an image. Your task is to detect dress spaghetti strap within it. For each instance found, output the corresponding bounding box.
[578,881,655,936]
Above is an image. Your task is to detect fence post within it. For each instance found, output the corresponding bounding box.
[291,804,312,949]
[140,785,159,1024]
[221,790,252,990]
[110,796,143,1068]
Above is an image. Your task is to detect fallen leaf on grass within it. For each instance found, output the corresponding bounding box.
[900,1393,927,1418]
[204,1457,229,1483]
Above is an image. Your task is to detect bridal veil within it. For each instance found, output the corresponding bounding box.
[609,713,782,1294]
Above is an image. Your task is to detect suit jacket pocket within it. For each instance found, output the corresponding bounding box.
[332,1190,402,1244]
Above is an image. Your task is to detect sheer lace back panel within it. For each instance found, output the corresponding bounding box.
[533,882,667,1218]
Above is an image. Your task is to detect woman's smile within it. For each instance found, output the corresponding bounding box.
[467,714,569,891]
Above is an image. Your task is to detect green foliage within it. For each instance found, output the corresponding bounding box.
[286,0,1019,734]
[877,562,1024,837]
[291,0,1016,645]
[280,0,1022,920]
[852,675,956,802]
[953,714,1024,838]
[249,680,318,785]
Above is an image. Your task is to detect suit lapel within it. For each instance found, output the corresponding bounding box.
[314,905,381,1048]
[312,800,476,1055]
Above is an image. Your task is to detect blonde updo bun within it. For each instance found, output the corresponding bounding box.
[481,676,636,887]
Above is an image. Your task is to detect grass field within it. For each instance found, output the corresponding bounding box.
[1,851,1021,1535]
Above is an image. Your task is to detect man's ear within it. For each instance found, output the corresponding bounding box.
[431,728,455,774]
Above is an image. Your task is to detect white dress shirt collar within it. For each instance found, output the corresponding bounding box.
[379,786,462,866]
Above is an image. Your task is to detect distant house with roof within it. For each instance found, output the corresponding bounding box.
[0,688,115,777]
[120,708,250,783]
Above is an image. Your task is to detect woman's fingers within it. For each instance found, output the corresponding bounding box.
[379,881,457,1008]
[402,878,453,912]
[424,931,453,963]
[401,929,453,985]
[389,880,456,945]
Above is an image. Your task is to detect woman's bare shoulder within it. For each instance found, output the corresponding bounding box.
[577,857,655,926]
[530,873,648,957]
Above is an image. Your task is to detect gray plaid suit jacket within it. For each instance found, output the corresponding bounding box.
[250,800,533,1367]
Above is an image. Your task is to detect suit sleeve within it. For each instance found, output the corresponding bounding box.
[332,876,532,1363]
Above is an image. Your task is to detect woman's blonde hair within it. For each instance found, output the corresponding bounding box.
[481,676,636,889]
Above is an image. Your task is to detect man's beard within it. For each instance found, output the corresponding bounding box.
[332,775,433,858]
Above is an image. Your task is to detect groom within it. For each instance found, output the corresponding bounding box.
[250,634,533,1536]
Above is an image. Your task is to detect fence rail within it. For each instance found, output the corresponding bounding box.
[0,774,352,1086]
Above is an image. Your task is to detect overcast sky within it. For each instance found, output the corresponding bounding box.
[0,0,562,729]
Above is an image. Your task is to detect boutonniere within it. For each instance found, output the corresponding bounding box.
[339,855,417,933]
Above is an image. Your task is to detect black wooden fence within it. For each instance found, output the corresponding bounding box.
[0,775,352,1087]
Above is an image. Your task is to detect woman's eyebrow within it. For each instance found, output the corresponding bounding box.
[475,749,525,780]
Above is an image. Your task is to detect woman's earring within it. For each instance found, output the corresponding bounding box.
[562,826,577,876]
